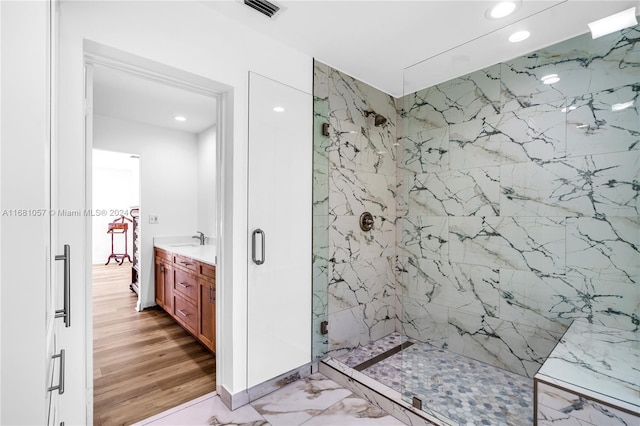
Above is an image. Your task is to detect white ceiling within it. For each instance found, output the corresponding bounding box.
[203,0,640,97]
[92,1,639,127]
[93,65,217,134]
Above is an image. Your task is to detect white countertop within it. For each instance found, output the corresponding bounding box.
[154,236,216,266]
[535,320,639,413]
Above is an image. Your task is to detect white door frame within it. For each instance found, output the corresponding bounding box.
[81,41,232,421]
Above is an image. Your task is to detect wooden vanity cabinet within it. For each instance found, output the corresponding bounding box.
[154,247,215,353]
[198,277,216,352]
[154,248,173,310]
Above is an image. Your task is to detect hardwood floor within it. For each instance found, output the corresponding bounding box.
[93,263,216,425]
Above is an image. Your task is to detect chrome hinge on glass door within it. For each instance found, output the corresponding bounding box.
[54,244,71,327]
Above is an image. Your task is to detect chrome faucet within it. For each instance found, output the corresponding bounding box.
[192,231,205,245]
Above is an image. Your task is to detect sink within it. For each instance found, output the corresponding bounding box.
[170,243,200,247]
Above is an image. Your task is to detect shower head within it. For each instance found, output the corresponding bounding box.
[374,114,387,127]
[364,110,388,127]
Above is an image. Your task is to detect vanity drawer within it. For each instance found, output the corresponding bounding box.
[173,254,197,272]
[173,268,197,301]
[199,263,216,282]
[172,294,197,333]
[155,248,171,262]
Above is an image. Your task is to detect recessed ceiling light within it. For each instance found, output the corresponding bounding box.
[588,7,637,39]
[273,106,285,112]
[611,100,634,111]
[174,115,186,121]
[541,74,560,85]
[509,30,530,43]
[488,1,517,19]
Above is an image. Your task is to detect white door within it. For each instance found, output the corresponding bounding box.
[247,72,312,388]
[0,1,68,424]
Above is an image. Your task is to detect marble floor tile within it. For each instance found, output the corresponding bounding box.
[303,396,405,425]
[134,392,267,425]
[136,373,400,426]
[250,373,353,426]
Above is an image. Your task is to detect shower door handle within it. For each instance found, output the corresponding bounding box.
[252,228,265,265]
[55,244,71,328]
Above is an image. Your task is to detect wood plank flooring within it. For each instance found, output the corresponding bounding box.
[93,263,216,426]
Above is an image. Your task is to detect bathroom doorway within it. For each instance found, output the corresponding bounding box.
[88,56,220,424]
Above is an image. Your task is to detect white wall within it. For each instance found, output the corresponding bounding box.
[197,125,216,240]
[93,114,199,309]
[0,1,50,424]
[92,149,139,265]
[57,1,312,419]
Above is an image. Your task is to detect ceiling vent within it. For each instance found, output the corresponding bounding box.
[244,0,280,18]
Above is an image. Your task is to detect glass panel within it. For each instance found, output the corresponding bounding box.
[401,20,639,424]
[312,62,330,360]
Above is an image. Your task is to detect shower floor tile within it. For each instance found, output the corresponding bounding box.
[335,332,405,368]
[339,334,534,425]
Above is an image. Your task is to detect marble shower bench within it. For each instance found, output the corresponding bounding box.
[534,321,639,425]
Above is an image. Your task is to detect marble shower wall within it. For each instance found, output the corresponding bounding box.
[397,25,640,377]
[314,61,398,357]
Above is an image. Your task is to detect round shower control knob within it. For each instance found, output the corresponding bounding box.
[359,212,374,232]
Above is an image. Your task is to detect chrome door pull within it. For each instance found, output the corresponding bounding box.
[48,349,65,395]
[252,229,265,265]
[55,244,71,327]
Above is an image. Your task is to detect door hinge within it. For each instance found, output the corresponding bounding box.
[209,286,216,304]
[320,320,328,335]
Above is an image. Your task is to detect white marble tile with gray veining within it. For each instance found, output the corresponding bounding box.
[396,170,409,219]
[408,167,500,216]
[313,100,330,216]
[537,381,639,426]
[328,118,397,176]
[567,83,640,157]
[397,126,449,175]
[448,311,563,377]
[449,216,566,274]
[399,255,500,318]
[536,321,640,411]
[250,373,353,426]
[491,101,567,162]
[499,269,580,334]
[501,150,640,217]
[582,278,639,332]
[397,216,448,260]
[398,295,449,348]
[329,167,396,217]
[328,67,396,131]
[449,116,533,170]
[500,26,640,112]
[303,396,405,426]
[327,297,395,354]
[500,270,639,333]
[329,214,395,264]
[402,65,500,133]
[566,216,640,285]
[329,256,395,314]
[314,60,330,101]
